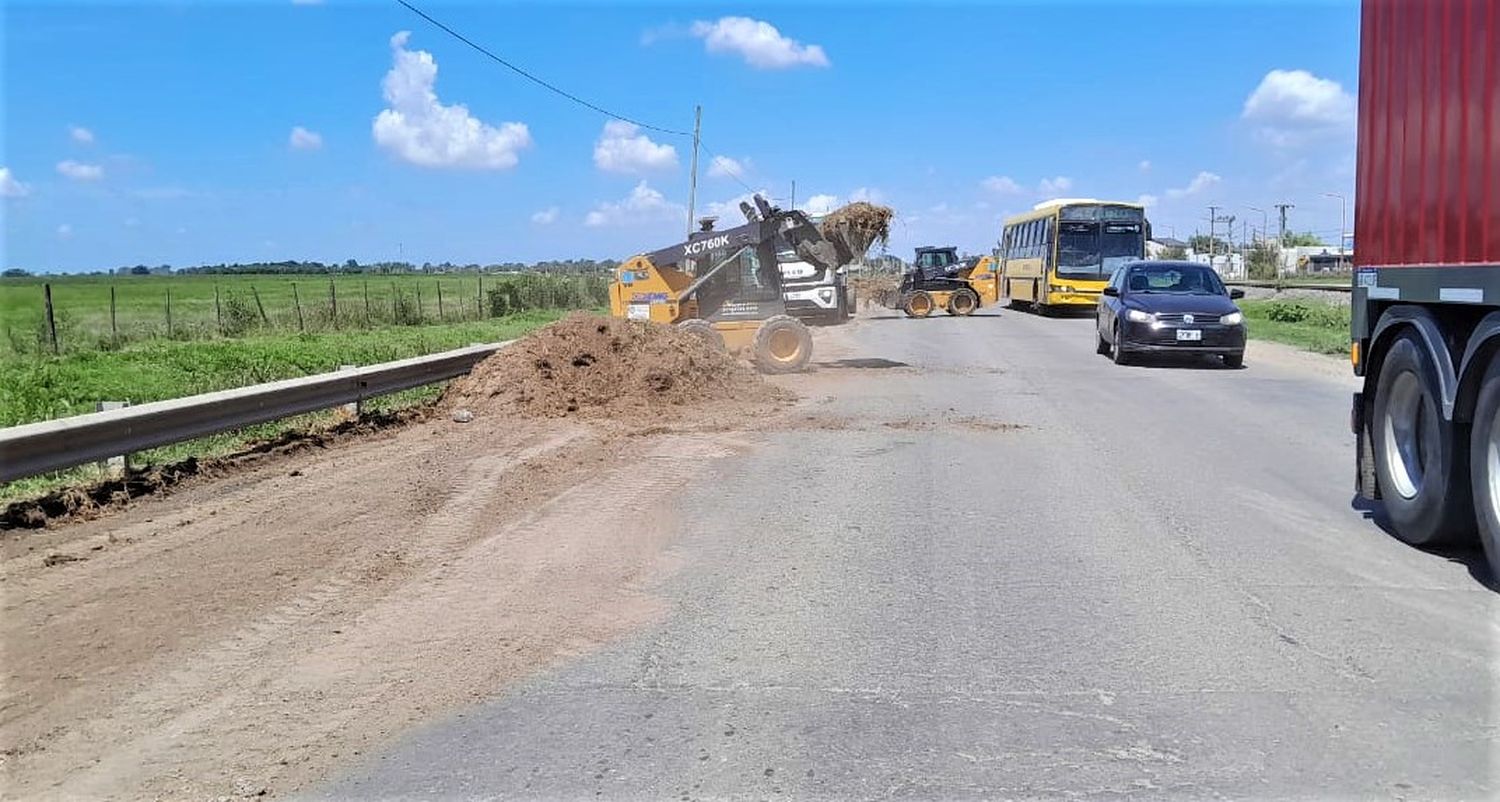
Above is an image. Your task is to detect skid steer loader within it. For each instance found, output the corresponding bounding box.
[609,195,854,373]
[896,246,1000,318]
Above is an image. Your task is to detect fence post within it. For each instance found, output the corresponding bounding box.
[251,285,269,325]
[391,282,399,323]
[415,284,423,323]
[215,283,224,336]
[165,287,173,339]
[437,281,445,320]
[363,280,371,328]
[109,285,118,346]
[292,283,305,333]
[42,283,60,354]
[477,274,485,318]
[329,276,338,329]
[96,401,130,475]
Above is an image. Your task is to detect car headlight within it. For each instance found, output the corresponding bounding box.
[1220,311,1244,325]
[817,288,835,302]
[1126,308,1155,323]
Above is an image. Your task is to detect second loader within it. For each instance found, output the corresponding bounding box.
[896,246,1000,318]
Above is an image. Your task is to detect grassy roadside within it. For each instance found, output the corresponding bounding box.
[1,312,563,504]
[1239,299,1349,356]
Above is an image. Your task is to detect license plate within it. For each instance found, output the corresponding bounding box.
[1176,329,1202,342]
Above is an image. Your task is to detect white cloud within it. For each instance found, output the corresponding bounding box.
[585,181,684,227]
[1242,69,1355,147]
[848,187,883,204]
[707,155,748,179]
[1138,160,1151,173]
[593,120,678,174]
[0,167,29,198]
[69,125,95,144]
[289,126,324,150]
[981,175,1023,195]
[690,17,829,69]
[56,223,73,239]
[1037,176,1073,195]
[1136,194,1159,209]
[531,206,560,225]
[802,193,840,215]
[1165,171,1221,199]
[57,160,104,181]
[373,31,532,170]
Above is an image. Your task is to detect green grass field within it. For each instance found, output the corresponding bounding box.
[1241,298,1350,355]
[1,272,607,355]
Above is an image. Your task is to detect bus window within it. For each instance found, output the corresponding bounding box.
[1102,222,1145,272]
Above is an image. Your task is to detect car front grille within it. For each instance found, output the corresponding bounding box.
[1155,312,1226,324]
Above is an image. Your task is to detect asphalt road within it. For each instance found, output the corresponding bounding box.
[319,309,1497,800]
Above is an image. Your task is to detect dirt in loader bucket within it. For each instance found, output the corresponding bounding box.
[819,201,894,259]
[443,313,783,419]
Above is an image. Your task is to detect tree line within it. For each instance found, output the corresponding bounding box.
[3,258,619,278]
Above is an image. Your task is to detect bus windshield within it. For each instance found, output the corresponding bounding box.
[1055,207,1145,279]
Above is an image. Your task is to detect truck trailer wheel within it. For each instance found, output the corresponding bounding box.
[947,288,980,316]
[1467,356,1500,579]
[675,318,725,350]
[902,291,935,318]
[1371,333,1475,545]
[753,315,813,374]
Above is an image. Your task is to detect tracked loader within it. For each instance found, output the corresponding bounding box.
[609,195,857,373]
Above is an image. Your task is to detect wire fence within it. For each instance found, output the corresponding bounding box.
[2,274,611,357]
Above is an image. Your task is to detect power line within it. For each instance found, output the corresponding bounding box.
[394,0,692,137]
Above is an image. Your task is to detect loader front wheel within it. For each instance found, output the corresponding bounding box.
[753,315,813,374]
[902,291,935,318]
[675,318,725,350]
[948,288,980,316]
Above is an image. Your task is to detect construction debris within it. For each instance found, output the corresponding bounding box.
[443,313,780,419]
[819,202,894,259]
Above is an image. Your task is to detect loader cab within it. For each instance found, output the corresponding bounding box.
[913,246,961,280]
[686,228,789,323]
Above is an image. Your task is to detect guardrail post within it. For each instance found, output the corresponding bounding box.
[339,364,361,418]
[96,401,129,475]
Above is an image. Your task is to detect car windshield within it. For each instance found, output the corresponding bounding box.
[1126,264,1226,295]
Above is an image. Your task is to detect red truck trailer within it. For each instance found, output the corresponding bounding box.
[1350,0,1500,577]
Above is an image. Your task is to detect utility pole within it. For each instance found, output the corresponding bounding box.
[1323,192,1348,255]
[1207,205,1220,260]
[1274,202,1294,246]
[686,106,702,237]
[1247,206,1268,245]
[790,179,796,211]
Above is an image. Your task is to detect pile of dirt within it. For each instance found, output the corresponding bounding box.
[820,202,894,257]
[850,272,902,309]
[443,313,779,419]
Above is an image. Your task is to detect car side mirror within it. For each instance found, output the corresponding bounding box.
[1229,288,1245,299]
[1102,286,1120,297]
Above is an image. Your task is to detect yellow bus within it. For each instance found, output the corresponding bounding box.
[999,199,1149,313]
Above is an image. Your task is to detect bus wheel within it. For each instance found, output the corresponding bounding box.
[902,291,935,318]
[1372,333,1475,545]
[753,315,813,374]
[1468,355,1500,579]
[675,318,725,350]
[948,288,980,316]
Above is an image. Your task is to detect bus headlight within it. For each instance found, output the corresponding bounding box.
[1049,284,1076,293]
[1126,308,1156,323]
[1220,311,1244,325]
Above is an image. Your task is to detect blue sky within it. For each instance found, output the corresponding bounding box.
[3,1,1360,273]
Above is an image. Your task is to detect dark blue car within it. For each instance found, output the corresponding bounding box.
[1095,261,1247,367]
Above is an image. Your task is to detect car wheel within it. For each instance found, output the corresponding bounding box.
[1095,320,1111,356]
[1371,332,1475,545]
[1222,351,1244,368]
[1111,324,1131,365]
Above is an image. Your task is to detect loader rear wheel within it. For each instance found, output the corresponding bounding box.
[902,291,935,318]
[675,318,725,350]
[753,315,813,374]
[948,288,980,316]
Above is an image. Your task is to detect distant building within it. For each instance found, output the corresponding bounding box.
[1147,237,1189,259]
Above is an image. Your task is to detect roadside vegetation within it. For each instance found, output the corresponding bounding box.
[1241,298,1350,355]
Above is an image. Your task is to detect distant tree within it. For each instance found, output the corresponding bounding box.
[1248,242,1282,279]
[344,258,360,270]
[1159,245,1187,260]
[2,268,31,277]
[130,266,151,275]
[1283,231,1326,247]
[1188,234,1229,253]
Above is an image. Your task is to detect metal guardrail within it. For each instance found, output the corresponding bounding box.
[0,342,509,484]
[1226,280,1353,293]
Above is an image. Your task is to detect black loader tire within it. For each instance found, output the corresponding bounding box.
[753,315,813,374]
[902,291,935,318]
[948,287,980,317]
[1371,333,1475,546]
[1095,322,1111,355]
[676,318,725,350]
[1468,355,1500,581]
